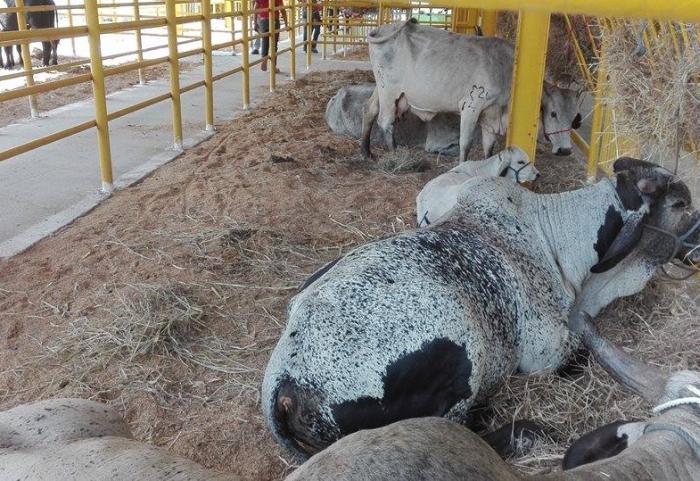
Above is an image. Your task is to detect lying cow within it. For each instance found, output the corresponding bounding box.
[0,398,239,481]
[325,83,473,157]
[262,158,700,458]
[361,19,582,161]
[416,146,538,226]
[284,311,700,481]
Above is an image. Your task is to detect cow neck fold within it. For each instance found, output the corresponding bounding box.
[527,180,624,299]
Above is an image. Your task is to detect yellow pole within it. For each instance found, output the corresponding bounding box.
[481,9,498,36]
[268,0,276,92]
[15,0,38,118]
[322,1,327,59]
[230,0,237,55]
[133,0,145,85]
[66,0,77,56]
[165,0,184,149]
[85,0,114,192]
[587,60,606,181]
[506,11,550,163]
[306,0,312,68]
[241,0,250,108]
[202,0,214,131]
[290,0,296,80]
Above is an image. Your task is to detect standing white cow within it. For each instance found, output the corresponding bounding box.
[416,146,538,226]
[361,19,582,161]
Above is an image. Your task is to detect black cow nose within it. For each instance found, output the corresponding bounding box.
[556,148,572,156]
[535,173,541,180]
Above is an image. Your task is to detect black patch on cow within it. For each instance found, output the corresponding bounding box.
[593,206,624,264]
[563,420,635,470]
[299,257,341,292]
[614,173,643,210]
[331,338,472,436]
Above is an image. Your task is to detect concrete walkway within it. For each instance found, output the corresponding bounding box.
[0,43,371,258]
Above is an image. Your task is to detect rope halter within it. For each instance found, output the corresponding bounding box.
[644,384,700,461]
[505,161,533,183]
[543,128,572,142]
[643,216,700,280]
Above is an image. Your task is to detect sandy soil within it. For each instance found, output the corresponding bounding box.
[0,58,199,129]
[0,69,698,481]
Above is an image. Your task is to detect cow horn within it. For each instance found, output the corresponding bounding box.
[569,310,667,404]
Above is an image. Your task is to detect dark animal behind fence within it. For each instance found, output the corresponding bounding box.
[1,0,58,69]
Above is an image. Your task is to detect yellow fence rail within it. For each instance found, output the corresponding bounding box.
[0,0,699,192]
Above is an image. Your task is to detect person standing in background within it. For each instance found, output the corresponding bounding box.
[302,0,321,53]
[254,0,288,71]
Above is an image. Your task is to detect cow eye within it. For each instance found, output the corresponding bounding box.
[518,161,525,165]
[551,112,558,118]
[671,200,687,209]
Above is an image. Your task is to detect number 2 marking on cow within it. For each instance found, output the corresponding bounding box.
[466,84,487,112]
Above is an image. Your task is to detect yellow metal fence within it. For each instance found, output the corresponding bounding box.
[1,0,699,191]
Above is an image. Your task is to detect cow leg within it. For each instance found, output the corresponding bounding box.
[479,105,503,157]
[3,47,12,69]
[361,88,380,159]
[377,111,396,151]
[458,107,480,162]
[41,41,51,67]
[16,45,22,67]
[51,40,58,65]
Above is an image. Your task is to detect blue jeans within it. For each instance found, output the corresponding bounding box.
[259,19,280,57]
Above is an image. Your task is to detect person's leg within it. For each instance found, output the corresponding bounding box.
[260,18,270,70]
[312,12,320,51]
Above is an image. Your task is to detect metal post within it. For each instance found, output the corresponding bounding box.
[587,62,606,182]
[133,0,145,85]
[229,0,237,55]
[165,0,184,149]
[202,0,214,131]
[289,0,296,80]
[321,2,327,60]
[268,0,276,91]
[15,0,38,118]
[85,0,114,192]
[505,11,550,163]
[481,9,498,36]
[241,0,250,108]
[66,0,77,56]
[305,0,311,68]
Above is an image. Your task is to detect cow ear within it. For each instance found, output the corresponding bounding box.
[590,206,648,273]
[571,113,582,130]
[495,153,510,176]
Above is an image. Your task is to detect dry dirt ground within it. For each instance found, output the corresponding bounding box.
[0,69,698,480]
[0,57,198,128]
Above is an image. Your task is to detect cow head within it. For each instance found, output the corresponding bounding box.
[497,146,540,183]
[591,158,700,273]
[367,17,418,44]
[540,83,583,156]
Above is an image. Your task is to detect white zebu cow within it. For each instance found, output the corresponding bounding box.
[361,19,582,161]
[262,158,700,459]
[0,398,239,481]
[416,147,539,226]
